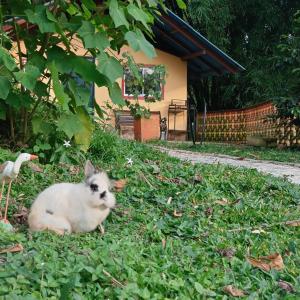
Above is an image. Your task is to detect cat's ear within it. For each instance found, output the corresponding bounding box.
[84,160,95,178]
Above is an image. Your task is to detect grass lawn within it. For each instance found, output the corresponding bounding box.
[1,131,300,299]
[151,141,300,164]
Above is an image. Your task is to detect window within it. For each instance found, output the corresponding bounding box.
[123,65,164,100]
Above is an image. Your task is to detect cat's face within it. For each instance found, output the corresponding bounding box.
[85,172,116,209]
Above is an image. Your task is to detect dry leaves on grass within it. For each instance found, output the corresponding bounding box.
[27,162,43,173]
[0,243,23,254]
[12,206,28,224]
[114,179,127,192]
[215,198,230,205]
[285,220,300,227]
[217,248,236,259]
[193,174,203,184]
[173,210,183,217]
[278,280,295,293]
[223,285,246,297]
[247,253,284,272]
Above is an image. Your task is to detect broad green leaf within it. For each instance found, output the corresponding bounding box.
[94,101,105,118]
[97,52,123,83]
[0,47,17,71]
[47,46,108,87]
[48,62,71,111]
[109,0,129,29]
[57,113,81,139]
[5,92,22,109]
[82,0,96,9]
[74,108,94,151]
[78,21,110,50]
[27,53,46,72]
[25,5,57,33]
[68,79,90,106]
[32,117,53,135]
[14,65,40,90]
[0,102,6,120]
[0,76,11,99]
[108,82,125,105]
[127,4,150,29]
[124,31,139,51]
[176,0,187,9]
[34,81,48,98]
[125,29,156,58]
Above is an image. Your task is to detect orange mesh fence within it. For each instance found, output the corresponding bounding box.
[197,102,299,146]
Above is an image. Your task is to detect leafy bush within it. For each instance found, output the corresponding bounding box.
[0,0,168,161]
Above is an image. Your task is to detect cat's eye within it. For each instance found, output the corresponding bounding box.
[90,184,98,192]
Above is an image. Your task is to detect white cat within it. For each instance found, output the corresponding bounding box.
[28,160,116,235]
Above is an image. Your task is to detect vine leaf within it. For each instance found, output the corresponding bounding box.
[48,62,71,111]
[78,21,110,50]
[125,29,156,58]
[109,0,129,29]
[97,52,123,84]
[108,82,125,105]
[0,76,11,99]
[0,48,17,71]
[57,113,81,139]
[25,5,57,33]
[127,4,151,30]
[14,65,40,91]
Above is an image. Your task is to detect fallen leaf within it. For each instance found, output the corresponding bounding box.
[205,207,213,216]
[167,197,172,204]
[216,198,230,205]
[28,162,43,173]
[170,177,181,184]
[237,157,245,161]
[223,285,245,297]
[251,229,267,234]
[173,210,183,217]
[162,239,166,248]
[217,248,236,259]
[278,280,295,293]
[285,220,300,227]
[114,179,127,192]
[12,206,28,224]
[69,165,80,175]
[0,243,23,254]
[247,253,284,272]
[193,174,203,183]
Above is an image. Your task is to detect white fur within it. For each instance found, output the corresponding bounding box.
[28,161,116,235]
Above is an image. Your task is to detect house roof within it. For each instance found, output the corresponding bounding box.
[153,9,245,78]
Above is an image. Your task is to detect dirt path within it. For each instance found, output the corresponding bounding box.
[155,146,300,185]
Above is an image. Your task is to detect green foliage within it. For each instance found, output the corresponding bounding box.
[0,0,167,160]
[182,0,300,112]
[0,134,300,298]
[274,10,300,119]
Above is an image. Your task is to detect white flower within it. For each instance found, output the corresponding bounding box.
[41,262,45,266]
[126,157,133,166]
[63,140,71,148]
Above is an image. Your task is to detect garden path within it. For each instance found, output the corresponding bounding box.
[155,146,300,185]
